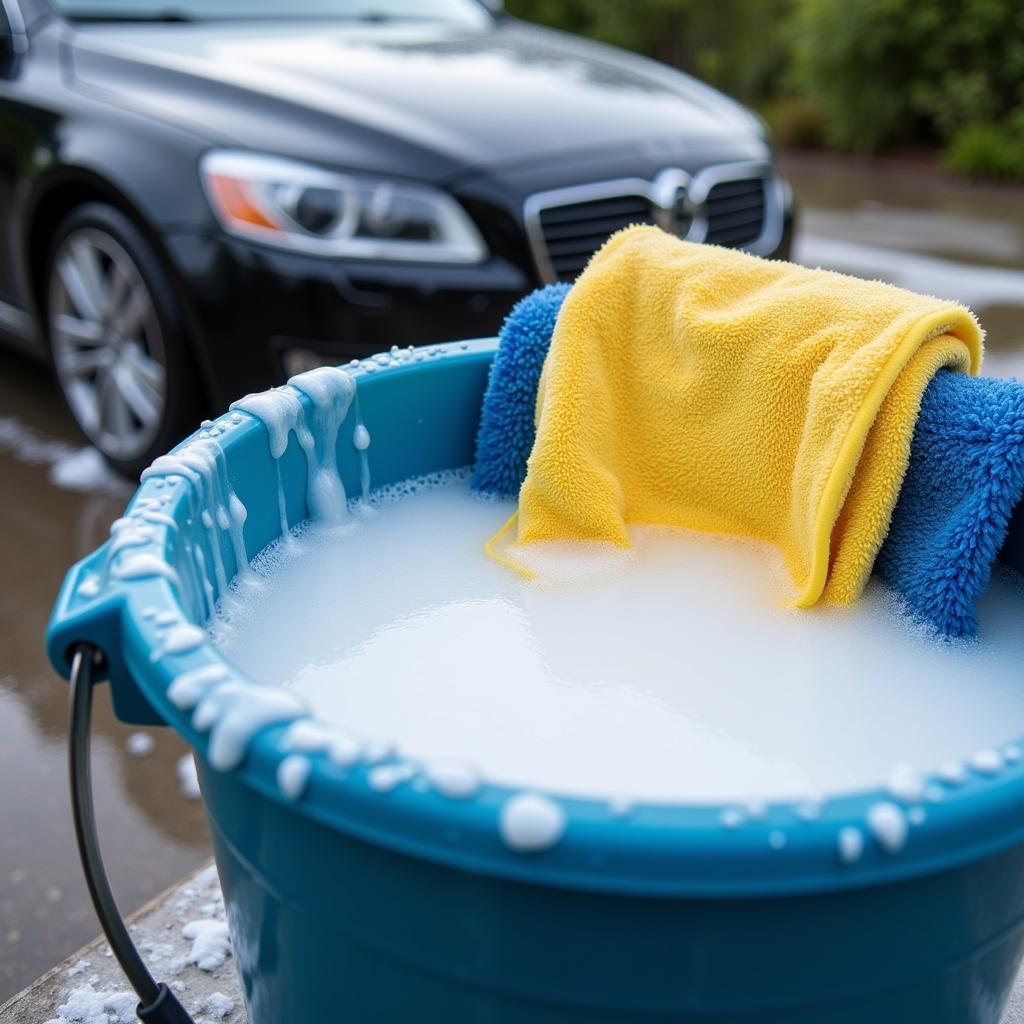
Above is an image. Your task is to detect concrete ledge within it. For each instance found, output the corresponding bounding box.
[5,860,1024,1023]
[0,863,242,1024]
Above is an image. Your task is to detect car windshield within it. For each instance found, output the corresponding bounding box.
[53,0,490,24]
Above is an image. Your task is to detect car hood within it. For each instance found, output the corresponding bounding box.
[67,17,767,182]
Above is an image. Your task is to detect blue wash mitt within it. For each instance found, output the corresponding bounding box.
[473,285,1024,638]
[471,283,570,495]
[876,370,1024,638]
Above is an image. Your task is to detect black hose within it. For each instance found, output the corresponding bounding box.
[68,644,195,1024]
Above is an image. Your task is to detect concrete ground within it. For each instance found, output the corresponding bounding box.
[0,864,242,1024]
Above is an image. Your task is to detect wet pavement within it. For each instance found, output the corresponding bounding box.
[784,154,1024,378]
[0,155,1022,1002]
[0,351,210,1001]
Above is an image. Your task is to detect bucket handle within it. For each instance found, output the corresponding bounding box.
[69,643,196,1024]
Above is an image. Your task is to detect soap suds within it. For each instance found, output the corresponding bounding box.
[177,754,201,800]
[168,665,230,711]
[186,681,306,772]
[424,759,480,799]
[213,477,1024,807]
[154,623,206,660]
[125,732,155,757]
[193,993,234,1020]
[47,984,138,1024]
[367,762,416,793]
[182,920,232,971]
[232,366,356,528]
[866,801,908,854]
[0,415,127,495]
[499,792,567,852]
[837,826,865,865]
[277,754,312,800]
[970,748,1004,776]
[887,764,925,803]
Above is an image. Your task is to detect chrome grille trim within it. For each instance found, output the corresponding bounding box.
[524,160,785,284]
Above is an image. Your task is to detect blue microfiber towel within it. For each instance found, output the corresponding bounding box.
[471,283,570,496]
[472,285,1024,638]
[876,370,1024,638]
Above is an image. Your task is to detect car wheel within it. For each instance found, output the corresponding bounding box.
[45,202,204,477]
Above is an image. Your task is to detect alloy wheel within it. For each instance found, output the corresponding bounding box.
[48,227,168,462]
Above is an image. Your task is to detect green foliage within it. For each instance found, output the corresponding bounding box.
[505,0,1024,179]
[504,0,792,103]
[944,117,1024,180]
[787,0,1024,153]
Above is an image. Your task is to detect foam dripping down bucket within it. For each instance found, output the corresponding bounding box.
[47,340,1024,1024]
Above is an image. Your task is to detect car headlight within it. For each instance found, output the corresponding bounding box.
[200,151,487,264]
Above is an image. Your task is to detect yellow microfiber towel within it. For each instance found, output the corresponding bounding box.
[489,226,983,607]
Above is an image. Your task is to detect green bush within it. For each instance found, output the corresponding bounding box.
[788,0,1024,153]
[504,0,792,104]
[944,119,1024,180]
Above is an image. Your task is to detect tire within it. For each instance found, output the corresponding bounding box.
[44,201,205,478]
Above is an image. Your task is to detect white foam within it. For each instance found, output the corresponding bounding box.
[168,665,229,710]
[231,366,356,527]
[125,732,155,757]
[187,681,305,772]
[886,764,925,803]
[837,826,865,864]
[50,446,126,493]
[141,429,258,615]
[214,479,1024,805]
[352,404,372,504]
[177,753,201,800]
[112,552,180,588]
[193,993,234,1020]
[368,762,416,793]
[156,623,206,659]
[277,754,311,801]
[499,792,567,852]
[866,801,909,854]
[971,748,1004,776]
[424,759,480,800]
[182,919,232,971]
[0,415,128,495]
[51,985,138,1024]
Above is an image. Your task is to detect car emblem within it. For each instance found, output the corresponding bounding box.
[651,168,698,240]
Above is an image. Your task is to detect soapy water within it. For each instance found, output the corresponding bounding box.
[213,474,1024,805]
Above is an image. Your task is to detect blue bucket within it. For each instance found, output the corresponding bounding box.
[48,340,1024,1023]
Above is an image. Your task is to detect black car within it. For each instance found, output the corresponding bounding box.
[0,0,794,474]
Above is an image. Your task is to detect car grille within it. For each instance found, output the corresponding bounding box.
[702,177,766,248]
[527,167,772,283]
[537,194,656,281]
